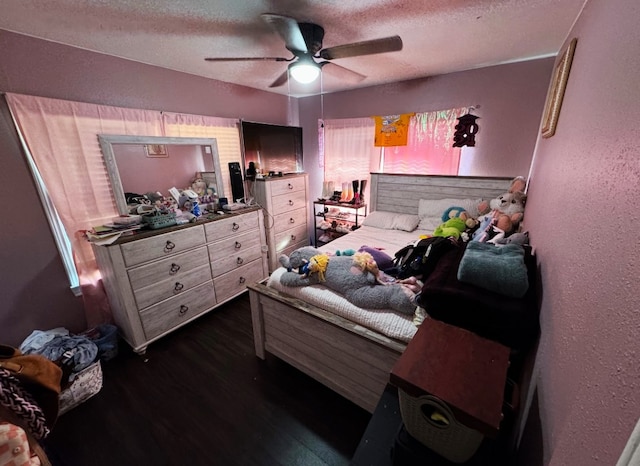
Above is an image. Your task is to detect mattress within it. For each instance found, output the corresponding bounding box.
[268,224,433,343]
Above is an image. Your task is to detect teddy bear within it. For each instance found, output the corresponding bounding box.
[277,247,418,315]
[472,176,527,242]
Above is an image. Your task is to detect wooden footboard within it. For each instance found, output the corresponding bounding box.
[247,280,407,413]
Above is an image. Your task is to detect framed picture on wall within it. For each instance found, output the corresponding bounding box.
[145,144,168,157]
[541,38,577,138]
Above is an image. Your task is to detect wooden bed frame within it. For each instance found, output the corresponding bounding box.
[248,173,512,413]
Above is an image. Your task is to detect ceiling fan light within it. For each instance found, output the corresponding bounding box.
[290,62,320,84]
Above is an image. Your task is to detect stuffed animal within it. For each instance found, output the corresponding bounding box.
[472,177,527,242]
[300,254,330,280]
[433,217,467,239]
[277,247,418,315]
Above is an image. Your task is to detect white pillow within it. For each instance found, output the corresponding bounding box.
[362,211,419,232]
[417,197,484,230]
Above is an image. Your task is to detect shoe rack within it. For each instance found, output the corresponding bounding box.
[313,201,367,246]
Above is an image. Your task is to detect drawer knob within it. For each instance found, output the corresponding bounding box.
[288,200,294,206]
[289,217,295,224]
[174,282,184,292]
[239,276,246,284]
[232,222,240,231]
[291,234,297,241]
[164,240,176,252]
[287,183,293,190]
[170,263,181,274]
[179,305,188,316]
[235,241,242,249]
[236,257,244,265]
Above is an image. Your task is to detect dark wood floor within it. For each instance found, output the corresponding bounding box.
[43,294,371,466]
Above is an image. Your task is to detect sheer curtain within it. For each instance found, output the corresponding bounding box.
[382,107,468,175]
[6,93,164,326]
[162,112,241,200]
[6,94,242,327]
[322,117,379,201]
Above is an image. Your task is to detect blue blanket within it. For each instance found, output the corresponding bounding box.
[457,242,529,298]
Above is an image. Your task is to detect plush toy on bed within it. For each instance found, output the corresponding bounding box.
[472,176,527,242]
[432,217,467,240]
[277,247,418,315]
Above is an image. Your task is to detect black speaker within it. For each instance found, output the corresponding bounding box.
[229,162,245,202]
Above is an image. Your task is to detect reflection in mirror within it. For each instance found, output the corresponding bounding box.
[98,135,224,215]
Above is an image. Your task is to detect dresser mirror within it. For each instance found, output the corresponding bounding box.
[98,135,225,215]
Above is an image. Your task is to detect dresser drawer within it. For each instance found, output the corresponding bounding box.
[273,208,307,235]
[140,281,216,340]
[213,259,266,302]
[271,190,307,215]
[127,246,210,292]
[209,244,263,278]
[274,223,309,254]
[120,226,206,267]
[269,177,305,196]
[204,210,260,241]
[132,263,212,310]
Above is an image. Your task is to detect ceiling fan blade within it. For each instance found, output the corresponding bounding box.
[269,69,290,88]
[205,57,290,62]
[320,62,366,83]
[261,13,308,54]
[319,35,402,60]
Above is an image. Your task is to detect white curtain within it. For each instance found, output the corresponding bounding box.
[322,117,379,201]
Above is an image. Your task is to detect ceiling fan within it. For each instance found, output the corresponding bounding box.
[205,13,403,87]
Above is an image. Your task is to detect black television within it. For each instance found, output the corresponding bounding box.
[240,120,303,176]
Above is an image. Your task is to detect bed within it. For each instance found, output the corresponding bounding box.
[247,173,512,412]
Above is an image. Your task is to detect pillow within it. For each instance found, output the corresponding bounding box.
[417,197,483,230]
[362,211,419,232]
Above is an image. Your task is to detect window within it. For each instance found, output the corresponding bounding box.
[6,93,241,325]
[322,107,470,183]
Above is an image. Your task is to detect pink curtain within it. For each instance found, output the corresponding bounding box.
[162,112,241,199]
[382,107,468,175]
[6,93,163,327]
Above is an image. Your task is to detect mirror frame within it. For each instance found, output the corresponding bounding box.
[98,135,224,215]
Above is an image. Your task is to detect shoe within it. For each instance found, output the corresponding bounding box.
[351,180,359,204]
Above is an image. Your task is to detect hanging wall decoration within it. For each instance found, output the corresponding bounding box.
[452,113,480,147]
[541,38,577,138]
[373,113,414,147]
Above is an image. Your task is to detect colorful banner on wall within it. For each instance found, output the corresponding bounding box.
[373,113,414,147]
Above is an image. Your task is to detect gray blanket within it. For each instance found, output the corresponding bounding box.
[457,242,529,298]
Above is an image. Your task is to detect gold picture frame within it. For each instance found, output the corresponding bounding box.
[541,38,577,138]
[145,144,168,157]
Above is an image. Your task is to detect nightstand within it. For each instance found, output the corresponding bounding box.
[389,318,511,463]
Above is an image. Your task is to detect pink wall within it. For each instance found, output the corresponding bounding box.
[524,0,640,464]
[298,58,554,201]
[0,29,290,345]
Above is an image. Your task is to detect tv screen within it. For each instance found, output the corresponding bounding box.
[240,121,303,176]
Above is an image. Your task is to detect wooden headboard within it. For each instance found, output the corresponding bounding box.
[368,173,512,215]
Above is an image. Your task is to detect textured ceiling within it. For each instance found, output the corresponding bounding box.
[0,0,586,97]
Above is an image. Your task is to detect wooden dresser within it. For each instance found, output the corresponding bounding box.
[93,207,268,354]
[254,173,310,272]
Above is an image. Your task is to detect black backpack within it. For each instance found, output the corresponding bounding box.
[390,237,458,279]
